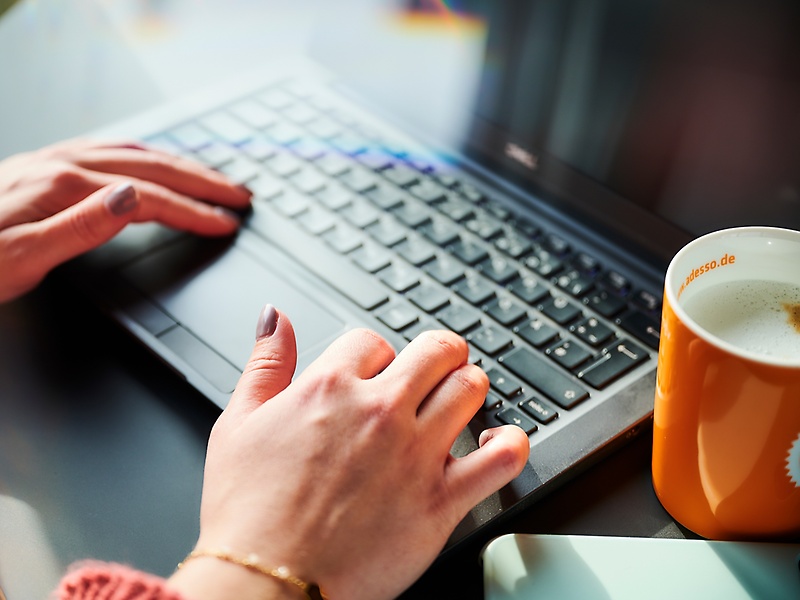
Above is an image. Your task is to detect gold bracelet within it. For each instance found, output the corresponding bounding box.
[177,548,327,600]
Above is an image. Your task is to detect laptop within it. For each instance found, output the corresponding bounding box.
[61,0,800,552]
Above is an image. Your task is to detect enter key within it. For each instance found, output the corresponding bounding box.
[577,338,649,389]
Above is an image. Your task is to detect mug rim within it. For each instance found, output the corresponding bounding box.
[665,226,800,369]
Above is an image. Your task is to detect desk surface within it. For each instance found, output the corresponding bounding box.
[0,2,687,598]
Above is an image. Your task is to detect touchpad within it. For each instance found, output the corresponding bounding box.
[121,236,346,371]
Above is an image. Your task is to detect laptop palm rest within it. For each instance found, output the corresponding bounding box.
[120,235,347,392]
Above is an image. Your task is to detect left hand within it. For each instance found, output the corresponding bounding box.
[0,137,251,302]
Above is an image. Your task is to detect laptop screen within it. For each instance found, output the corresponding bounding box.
[311,0,800,264]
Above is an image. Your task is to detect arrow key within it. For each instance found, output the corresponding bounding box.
[496,407,538,435]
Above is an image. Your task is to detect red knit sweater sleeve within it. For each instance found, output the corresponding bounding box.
[53,561,188,600]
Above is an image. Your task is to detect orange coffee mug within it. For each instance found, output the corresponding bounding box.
[652,226,800,541]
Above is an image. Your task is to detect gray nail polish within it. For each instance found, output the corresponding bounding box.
[256,304,278,340]
[105,183,138,216]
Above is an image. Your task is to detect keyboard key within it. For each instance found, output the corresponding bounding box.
[519,395,558,424]
[392,201,433,228]
[478,256,519,284]
[436,195,475,222]
[464,214,504,240]
[365,184,405,210]
[570,316,614,347]
[322,224,363,254]
[451,238,490,265]
[409,180,447,203]
[454,275,496,306]
[315,185,354,211]
[315,153,352,176]
[540,295,582,325]
[494,229,532,259]
[339,166,380,193]
[514,318,559,348]
[436,303,481,334]
[296,206,336,235]
[421,217,461,247]
[555,269,595,297]
[271,190,310,217]
[376,302,419,331]
[485,367,523,397]
[266,152,303,177]
[499,347,590,409]
[496,407,537,435]
[584,289,627,318]
[522,248,563,276]
[577,339,649,389]
[352,243,392,273]
[546,339,592,371]
[600,270,632,295]
[170,122,214,151]
[366,217,407,247]
[341,198,380,228]
[508,276,549,305]
[289,168,327,194]
[483,390,503,411]
[616,310,661,349]
[396,237,437,266]
[217,156,262,184]
[382,164,419,187]
[485,297,527,326]
[424,256,466,286]
[467,324,514,356]
[632,289,662,313]
[378,262,420,293]
[407,282,450,313]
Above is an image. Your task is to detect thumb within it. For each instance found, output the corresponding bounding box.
[225,305,298,421]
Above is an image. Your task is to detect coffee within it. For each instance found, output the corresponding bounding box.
[682,279,800,359]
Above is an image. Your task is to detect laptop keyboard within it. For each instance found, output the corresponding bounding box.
[145,80,662,437]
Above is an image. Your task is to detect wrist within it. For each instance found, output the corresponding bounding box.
[167,555,305,600]
[167,549,326,600]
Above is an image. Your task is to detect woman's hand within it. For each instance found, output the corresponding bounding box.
[168,306,530,600]
[0,137,251,302]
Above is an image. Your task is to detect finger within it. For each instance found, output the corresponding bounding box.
[71,147,251,208]
[299,328,396,382]
[376,330,469,408]
[45,166,244,236]
[32,181,139,265]
[445,425,529,513]
[225,305,298,423]
[416,363,489,449]
[130,178,244,235]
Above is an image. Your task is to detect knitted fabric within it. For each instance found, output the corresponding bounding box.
[53,561,186,600]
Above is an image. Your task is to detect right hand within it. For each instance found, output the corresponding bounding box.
[168,306,530,600]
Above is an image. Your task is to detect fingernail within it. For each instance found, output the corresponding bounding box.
[256,304,278,340]
[105,182,138,216]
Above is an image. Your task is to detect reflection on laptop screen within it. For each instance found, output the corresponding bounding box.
[315,0,800,251]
